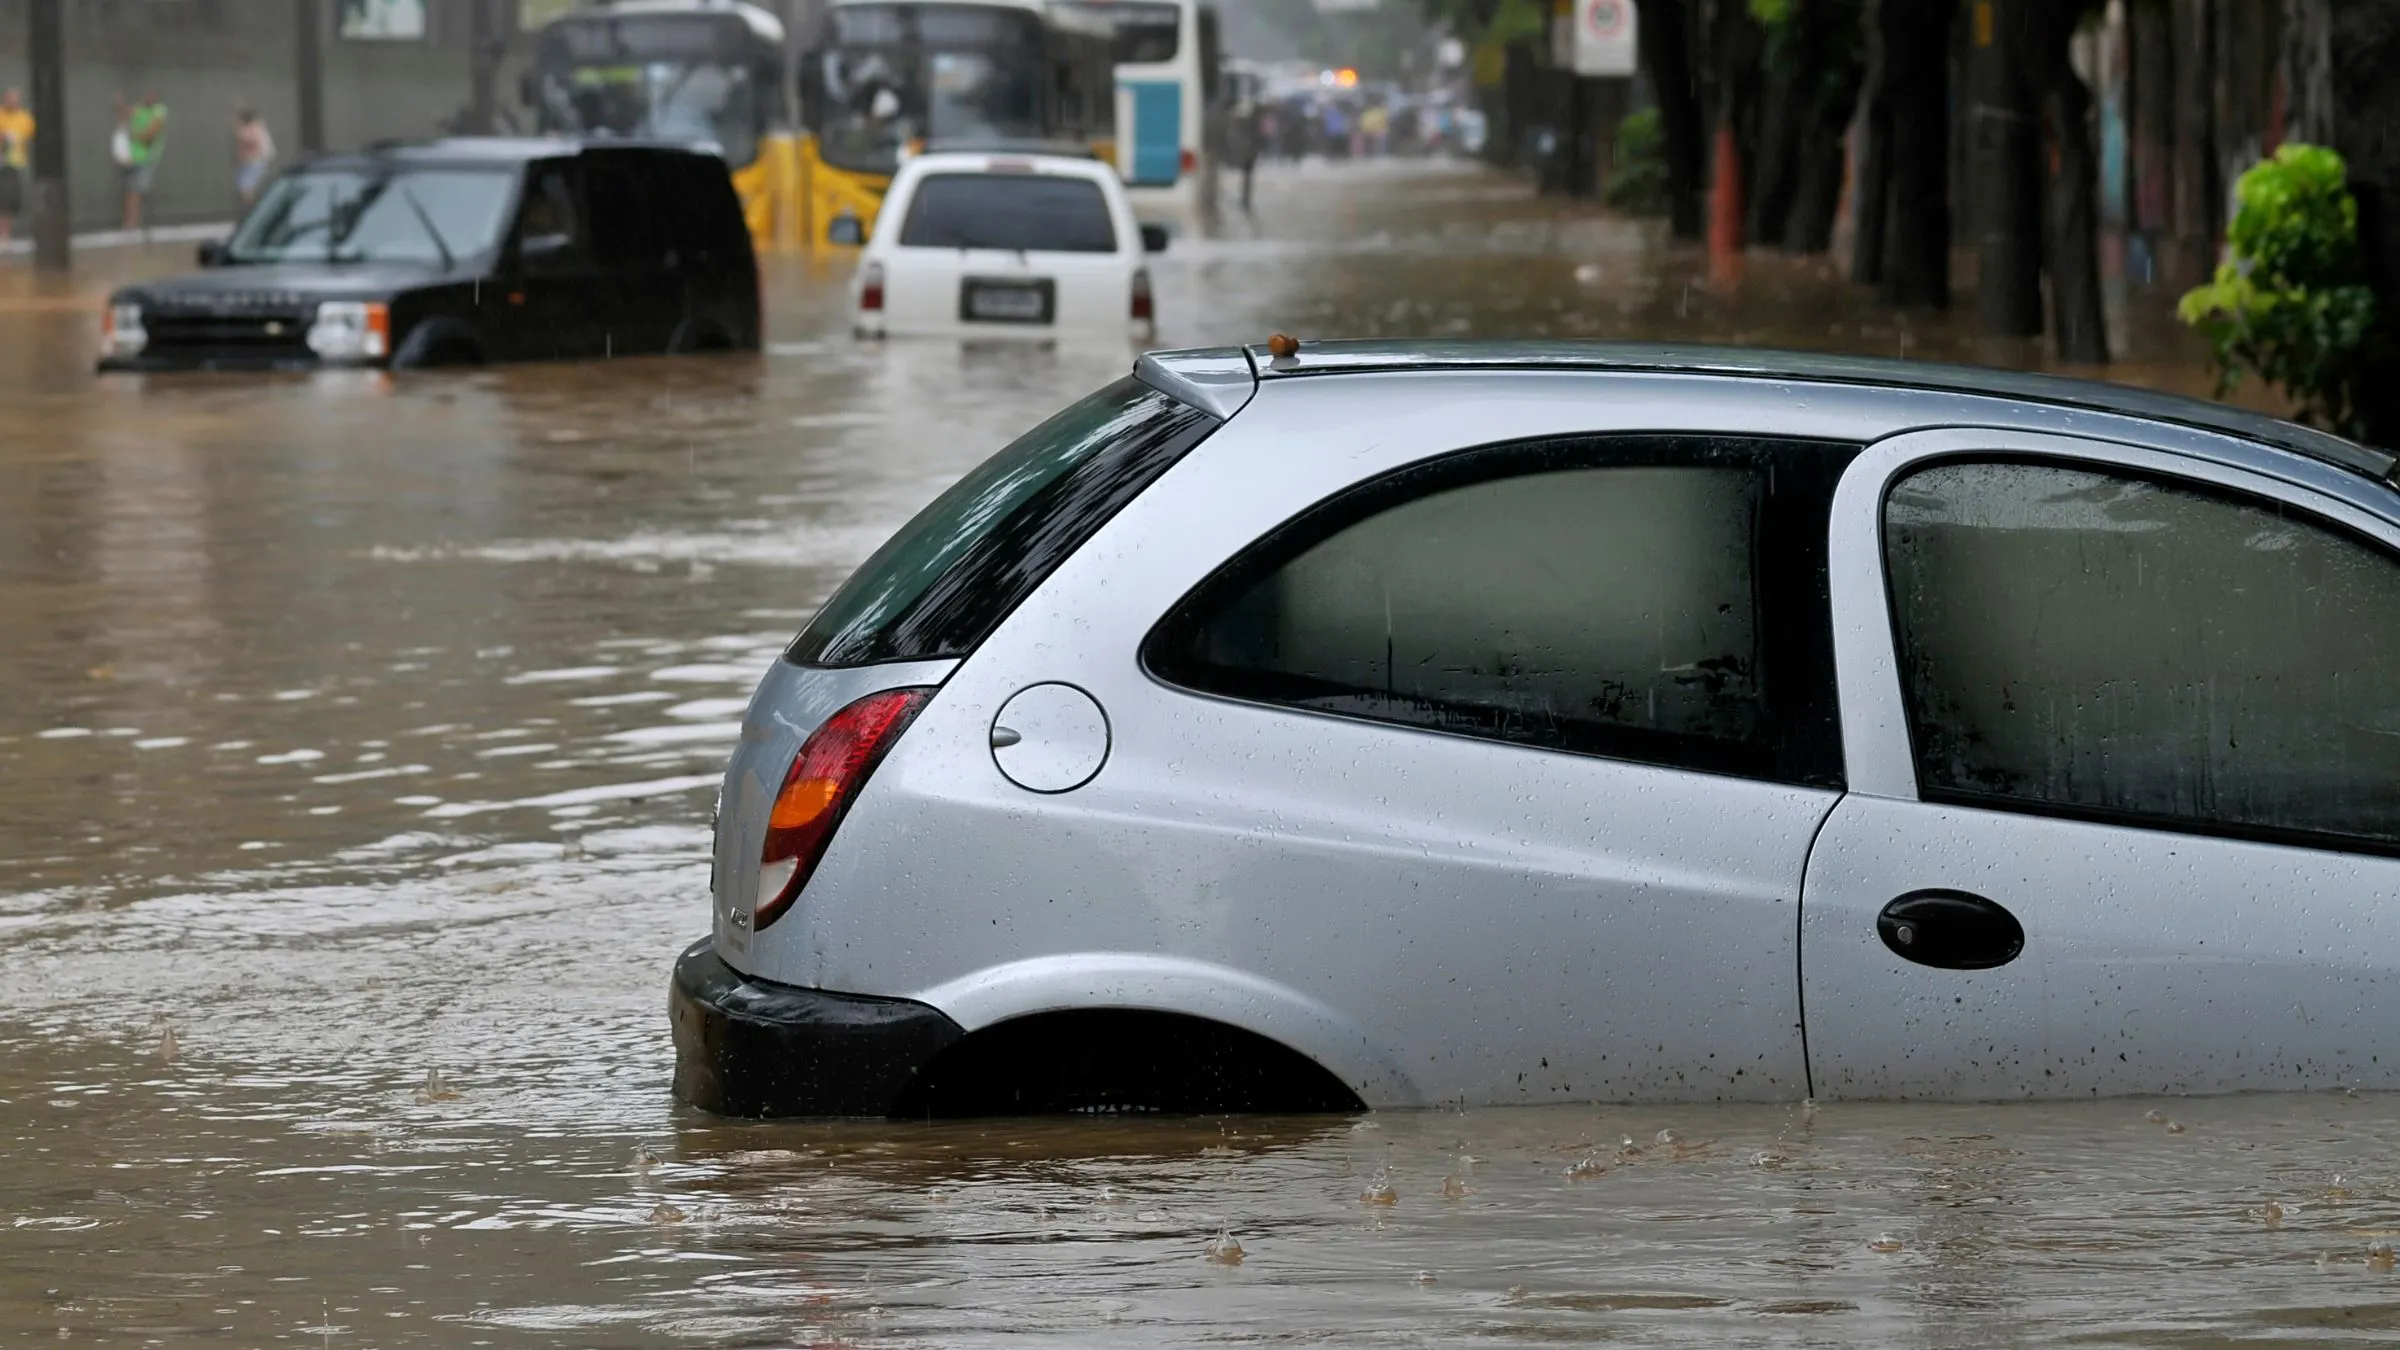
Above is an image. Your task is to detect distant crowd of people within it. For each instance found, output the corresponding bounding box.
[1216,87,1479,214]
[0,87,277,241]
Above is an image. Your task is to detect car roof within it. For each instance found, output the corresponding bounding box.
[1137,339,2396,486]
[304,136,724,171]
[902,150,1121,180]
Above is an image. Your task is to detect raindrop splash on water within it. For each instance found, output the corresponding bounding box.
[1869,1233,1904,1254]
[413,1068,460,1104]
[1361,1170,1398,1206]
[1442,1173,1469,1199]
[1204,1231,1245,1266]
[632,1143,661,1169]
[649,1202,687,1224]
[1563,1156,1609,1181]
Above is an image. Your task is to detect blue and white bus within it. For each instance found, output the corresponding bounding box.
[1057,0,1218,205]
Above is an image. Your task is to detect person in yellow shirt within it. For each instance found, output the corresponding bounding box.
[0,87,33,244]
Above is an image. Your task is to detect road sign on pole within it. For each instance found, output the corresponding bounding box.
[1572,0,1637,78]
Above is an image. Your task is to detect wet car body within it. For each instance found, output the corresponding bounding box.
[98,138,760,373]
[844,150,1165,341]
[674,340,2400,1117]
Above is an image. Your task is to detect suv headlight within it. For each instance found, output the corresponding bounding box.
[101,301,146,357]
[307,301,390,361]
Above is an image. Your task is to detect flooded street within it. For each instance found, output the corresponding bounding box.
[6,159,2392,1346]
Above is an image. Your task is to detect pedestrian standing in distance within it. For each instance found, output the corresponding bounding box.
[1229,95,1260,214]
[232,104,275,208]
[124,90,169,231]
[0,88,33,243]
[110,95,137,228]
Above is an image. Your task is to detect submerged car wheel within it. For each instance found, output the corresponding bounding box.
[889,1009,1365,1118]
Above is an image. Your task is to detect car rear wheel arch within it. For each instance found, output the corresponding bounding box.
[887,1008,1366,1117]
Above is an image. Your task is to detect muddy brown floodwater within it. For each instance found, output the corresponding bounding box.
[4,160,2392,1347]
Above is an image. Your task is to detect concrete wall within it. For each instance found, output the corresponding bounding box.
[0,0,494,230]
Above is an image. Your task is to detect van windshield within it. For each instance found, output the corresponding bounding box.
[225,168,516,266]
[788,378,1218,668]
[897,173,1116,253]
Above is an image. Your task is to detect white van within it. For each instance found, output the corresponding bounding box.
[844,152,1165,340]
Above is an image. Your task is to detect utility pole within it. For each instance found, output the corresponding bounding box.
[297,0,325,154]
[27,0,67,269]
[469,0,501,134]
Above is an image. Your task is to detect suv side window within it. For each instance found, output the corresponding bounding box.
[1144,436,1852,787]
[584,155,665,271]
[514,163,584,272]
[1885,458,2400,849]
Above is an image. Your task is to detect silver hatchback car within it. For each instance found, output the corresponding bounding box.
[672,340,2400,1118]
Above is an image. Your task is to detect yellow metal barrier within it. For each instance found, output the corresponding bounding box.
[797,134,894,252]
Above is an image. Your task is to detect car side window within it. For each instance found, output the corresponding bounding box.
[584,156,666,271]
[514,165,584,271]
[1884,458,2400,850]
[1143,436,1852,787]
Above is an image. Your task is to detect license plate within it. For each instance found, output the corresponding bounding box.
[961,278,1054,324]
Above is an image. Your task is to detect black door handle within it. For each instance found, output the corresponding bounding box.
[1877,890,2025,970]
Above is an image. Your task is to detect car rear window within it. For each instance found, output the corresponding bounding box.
[787,377,1218,668]
[897,173,1117,253]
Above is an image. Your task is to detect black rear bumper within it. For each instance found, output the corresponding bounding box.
[668,938,964,1118]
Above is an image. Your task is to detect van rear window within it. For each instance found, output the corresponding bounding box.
[897,174,1117,253]
[787,377,1218,668]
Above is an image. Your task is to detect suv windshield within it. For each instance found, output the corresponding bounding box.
[788,377,1218,667]
[898,173,1115,252]
[225,168,515,266]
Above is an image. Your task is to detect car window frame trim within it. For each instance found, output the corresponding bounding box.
[1138,430,1859,790]
[1845,427,2400,860]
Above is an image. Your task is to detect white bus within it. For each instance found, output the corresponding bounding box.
[1055,0,1218,206]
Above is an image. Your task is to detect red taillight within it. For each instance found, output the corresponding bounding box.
[1131,267,1154,322]
[753,687,930,931]
[859,261,885,312]
[1179,147,1196,175]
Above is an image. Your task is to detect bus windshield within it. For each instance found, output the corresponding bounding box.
[815,2,1048,174]
[538,61,762,167]
[1054,1,1179,63]
[532,14,770,167]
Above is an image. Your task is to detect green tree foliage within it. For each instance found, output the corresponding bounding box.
[1603,107,1670,214]
[2178,143,2380,439]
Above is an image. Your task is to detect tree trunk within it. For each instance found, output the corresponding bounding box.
[2035,3,2110,363]
[1879,0,1958,308]
[1850,0,1895,284]
[2129,0,2175,247]
[1707,1,1767,255]
[2168,0,2215,286]
[1637,0,1709,240]
[2279,0,2333,145]
[1781,0,1868,254]
[1970,0,2045,336]
[1748,61,1805,246]
[2324,1,2400,445]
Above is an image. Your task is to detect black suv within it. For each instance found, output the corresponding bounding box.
[99,138,761,372]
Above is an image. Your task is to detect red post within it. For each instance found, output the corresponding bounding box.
[1708,121,1743,285]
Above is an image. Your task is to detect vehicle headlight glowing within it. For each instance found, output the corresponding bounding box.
[307,300,390,361]
[101,301,146,357]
